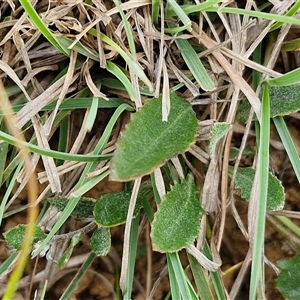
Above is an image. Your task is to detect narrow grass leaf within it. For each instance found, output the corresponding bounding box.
[110,93,198,181]
[267,68,300,86]
[202,241,226,300]
[273,116,300,184]
[85,96,100,132]
[93,191,143,227]
[276,255,300,300]
[250,84,270,299]
[19,0,69,56]
[0,142,8,184]
[113,0,136,57]
[89,30,153,92]
[167,254,181,300]
[170,26,215,91]
[270,0,300,31]
[59,252,97,300]
[91,228,111,256]
[152,0,160,26]
[0,163,23,228]
[106,61,138,102]
[166,0,221,16]
[0,130,112,162]
[191,6,300,27]
[188,253,214,300]
[0,252,19,277]
[167,252,197,299]
[122,216,139,300]
[166,0,192,31]
[151,174,204,253]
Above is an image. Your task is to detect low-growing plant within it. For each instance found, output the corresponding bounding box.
[2,1,300,299]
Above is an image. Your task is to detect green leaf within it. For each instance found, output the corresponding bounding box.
[209,122,231,158]
[267,68,300,86]
[151,174,204,253]
[48,196,96,219]
[93,191,143,227]
[232,167,285,211]
[4,224,47,250]
[90,227,111,256]
[173,37,215,92]
[110,93,198,181]
[237,85,300,122]
[276,255,300,300]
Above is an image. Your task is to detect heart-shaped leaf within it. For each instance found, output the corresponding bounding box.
[91,227,111,256]
[110,93,198,181]
[231,167,285,211]
[93,191,144,227]
[276,255,300,300]
[4,224,47,250]
[151,174,204,253]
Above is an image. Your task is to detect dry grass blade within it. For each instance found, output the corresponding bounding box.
[15,73,80,128]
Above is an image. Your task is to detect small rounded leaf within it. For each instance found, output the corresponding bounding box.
[91,228,111,256]
[151,174,204,253]
[93,191,143,227]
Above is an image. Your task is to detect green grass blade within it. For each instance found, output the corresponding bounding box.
[106,62,138,102]
[167,252,197,299]
[273,116,300,183]
[188,253,214,300]
[85,96,100,132]
[267,67,300,86]
[172,4,300,27]
[0,130,112,162]
[2,97,125,114]
[166,0,191,31]
[88,29,153,92]
[152,0,160,26]
[167,23,214,92]
[203,241,226,300]
[113,0,136,58]
[59,252,97,300]
[270,1,300,31]
[166,0,221,16]
[167,254,181,300]
[123,216,139,300]
[0,252,19,277]
[0,142,8,185]
[0,163,23,227]
[19,0,69,56]
[250,84,270,299]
